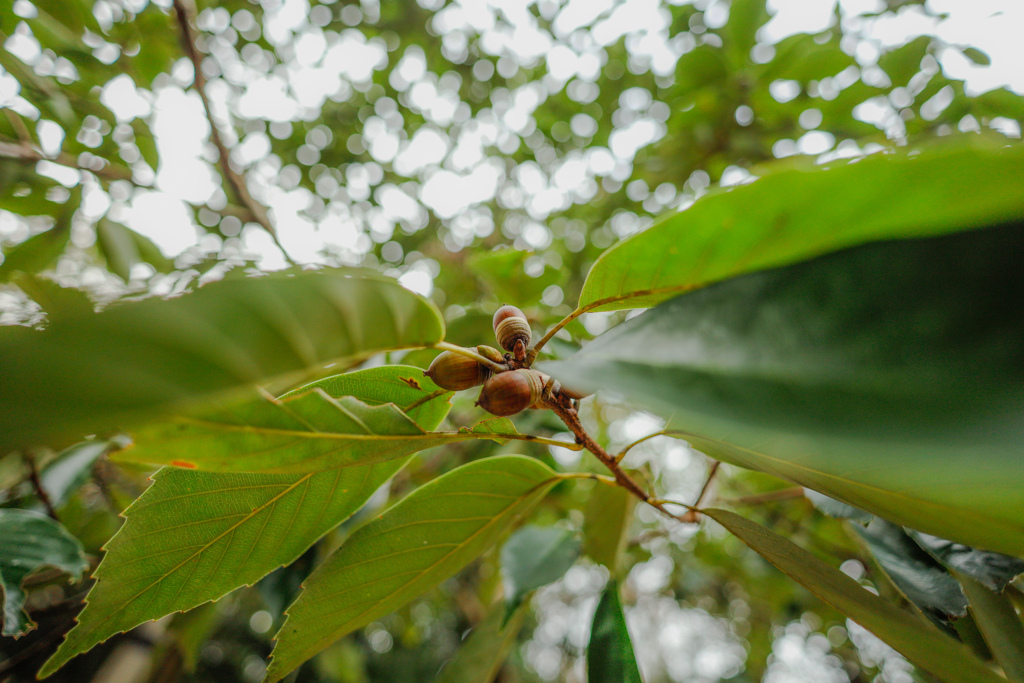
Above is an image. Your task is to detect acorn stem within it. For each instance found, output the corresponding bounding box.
[434,341,508,373]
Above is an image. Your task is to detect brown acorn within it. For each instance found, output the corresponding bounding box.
[559,385,592,401]
[424,350,492,391]
[492,304,531,353]
[476,368,547,416]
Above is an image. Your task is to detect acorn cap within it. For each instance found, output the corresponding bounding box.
[494,315,532,353]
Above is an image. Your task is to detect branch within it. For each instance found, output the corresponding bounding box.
[171,0,294,265]
[542,391,688,521]
[21,451,59,521]
[0,138,136,183]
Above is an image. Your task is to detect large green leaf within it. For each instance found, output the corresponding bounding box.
[587,579,643,683]
[265,456,562,682]
[38,367,452,677]
[0,510,88,637]
[544,223,1024,556]
[434,603,527,683]
[0,270,445,453]
[117,389,553,474]
[501,525,581,614]
[582,484,636,575]
[704,509,1004,683]
[577,141,1024,312]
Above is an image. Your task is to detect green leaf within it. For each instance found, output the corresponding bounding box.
[40,440,115,509]
[854,519,968,620]
[39,366,452,678]
[265,456,562,682]
[0,509,88,637]
[577,141,1024,312]
[0,222,71,284]
[434,603,527,683]
[583,484,636,575]
[587,579,643,683]
[962,47,992,67]
[96,219,172,281]
[878,36,931,87]
[704,508,1004,683]
[118,388,538,473]
[501,525,581,614]
[958,572,1024,682]
[0,270,445,454]
[545,222,1024,556]
[907,531,1024,593]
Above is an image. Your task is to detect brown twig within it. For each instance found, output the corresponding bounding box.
[171,0,294,264]
[22,451,59,521]
[679,460,719,523]
[542,392,690,522]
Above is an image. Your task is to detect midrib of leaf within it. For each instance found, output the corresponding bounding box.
[73,472,317,644]
[270,475,558,678]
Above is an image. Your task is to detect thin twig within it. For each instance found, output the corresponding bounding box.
[679,460,719,523]
[172,0,294,264]
[22,451,59,521]
[615,429,674,463]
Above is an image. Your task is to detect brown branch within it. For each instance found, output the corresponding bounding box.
[0,137,136,183]
[542,392,689,522]
[679,460,719,523]
[172,0,294,265]
[22,451,59,521]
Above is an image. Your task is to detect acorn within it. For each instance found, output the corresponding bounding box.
[560,385,592,401]
[424,350,492,391]
[476,368,548,417]
[476,345,505,364]
[492,305,531,353]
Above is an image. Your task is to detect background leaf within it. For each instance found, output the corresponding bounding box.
[266,456,562,682]
[501,525,581,614]
[583,484,636,575]
[39,366,452,677]
[908,531,1024,592]
[577,141,1024,311]
[587,579,643,683]
[0,510,87,637]
[854,518,968,622]
[957,572,1024,682]
[433,603,527,683]
[545,223,1024,556]
[704,509,1004,683]
[0,270,445,454]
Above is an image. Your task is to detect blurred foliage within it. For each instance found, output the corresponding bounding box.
[1,0,1023,681]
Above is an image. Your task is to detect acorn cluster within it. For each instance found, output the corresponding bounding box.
[423,305,586,417]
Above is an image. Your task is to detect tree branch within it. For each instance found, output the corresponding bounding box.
[171,0,294,264]
[22,451,59,521]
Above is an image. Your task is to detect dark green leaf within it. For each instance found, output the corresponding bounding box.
[501,525,581,614]
[962,47,992,66]
[804,490,872,523]
[578,141,1024,311]
[0,270,445,453]
[704,509,1004,683]
[587,579,643,683]
[546,223,1024,556]
[0,509,88,637]
[907,531,1024,593]
[0,217,72,283]
[39,366,452,677]
[958,572,1024,682]
[855,519,968,620]
[266,456,562,682]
